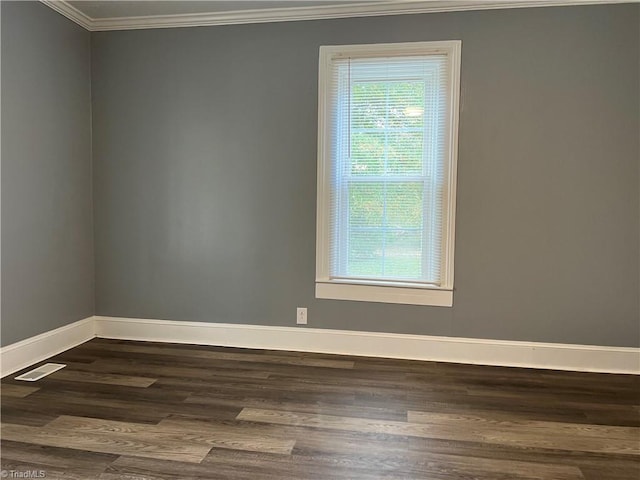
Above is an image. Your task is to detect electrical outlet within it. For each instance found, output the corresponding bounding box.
[296,307,307,325]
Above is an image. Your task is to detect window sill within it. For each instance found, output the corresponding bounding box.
[315,281,453,307]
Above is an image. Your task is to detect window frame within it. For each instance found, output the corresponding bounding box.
[315,40,461,307]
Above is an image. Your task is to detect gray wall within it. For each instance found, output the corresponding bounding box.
[91,4,640,347]
[1,1,93,345]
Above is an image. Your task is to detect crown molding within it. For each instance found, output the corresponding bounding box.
[41,0,637,32]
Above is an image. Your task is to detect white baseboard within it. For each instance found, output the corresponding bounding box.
[0,317,95,378]
[2,315,637,376]
[94,316,640,374]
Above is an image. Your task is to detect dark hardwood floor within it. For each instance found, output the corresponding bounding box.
[1,338,638,479]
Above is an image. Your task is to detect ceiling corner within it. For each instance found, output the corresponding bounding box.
[40,0,94,31]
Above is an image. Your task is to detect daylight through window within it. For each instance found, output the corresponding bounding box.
[316,41,461,306]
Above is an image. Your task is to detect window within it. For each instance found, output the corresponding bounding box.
[316,41,461,307]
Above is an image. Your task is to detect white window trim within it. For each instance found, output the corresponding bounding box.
[316,40,461,307]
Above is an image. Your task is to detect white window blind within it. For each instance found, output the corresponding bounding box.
[316,41,460,306]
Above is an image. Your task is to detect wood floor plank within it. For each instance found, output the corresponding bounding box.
[237,408,639,455]
[86,358,272,380]
[21,388,241,422]
[69,347,354,378]
[462,383,640,406]
[185,393,408,421]
[0,441,114,480]
[276,426,588,480]
[1,384,40,398]
[400,399,593,424]
[0,439,118,471]
[0,422,212,463]
[202,444,585,480]
[407,410,640,441]
[153,375,408,400]
[49,415,296,455]
[580,464,640,480]
[403,392,638,423]
[0,407,58,427]
[27,377,191,403]
[1,391,170,425]
[103,454,311,480]
[79,341,355,369]
[49,369,157,387]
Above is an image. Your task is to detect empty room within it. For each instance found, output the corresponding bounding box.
[1,0,639,478]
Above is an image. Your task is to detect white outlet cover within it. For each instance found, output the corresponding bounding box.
[296,307,307,324]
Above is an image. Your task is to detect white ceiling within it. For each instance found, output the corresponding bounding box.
[66,1,369,19]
